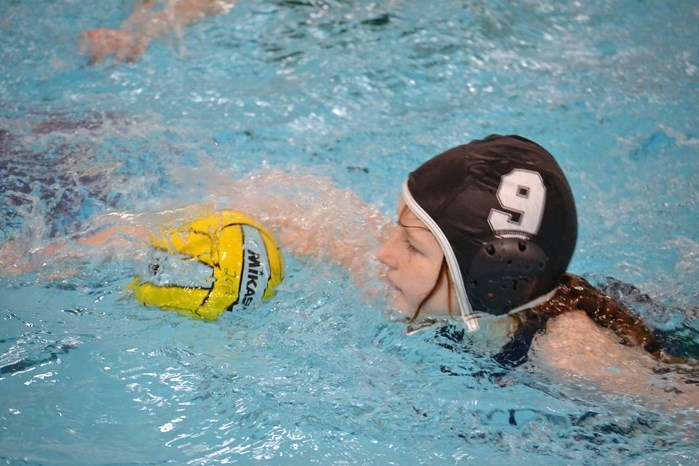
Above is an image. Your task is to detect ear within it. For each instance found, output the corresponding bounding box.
[466,238,550,315]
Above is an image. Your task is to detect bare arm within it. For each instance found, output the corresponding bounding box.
[199,167,392,281]
[0,214,154,278]
[122,0,237,38]
[530,310,699,411]
[0,168,391,285]
[80,0,237,64]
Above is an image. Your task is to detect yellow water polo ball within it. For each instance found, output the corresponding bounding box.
[130,210,284,320]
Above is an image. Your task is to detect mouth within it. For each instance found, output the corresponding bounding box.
[384,279,405,307]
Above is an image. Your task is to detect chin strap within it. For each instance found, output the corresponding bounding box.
[402,182,481,332]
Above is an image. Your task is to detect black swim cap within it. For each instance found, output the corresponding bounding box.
[403,135,577,331]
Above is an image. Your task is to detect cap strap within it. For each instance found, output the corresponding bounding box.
[402,181,481,332]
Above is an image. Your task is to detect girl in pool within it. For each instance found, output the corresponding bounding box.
[377,135,665,361]
[370,136,696,407]
[197,134,697,407]
[2,134,696,406]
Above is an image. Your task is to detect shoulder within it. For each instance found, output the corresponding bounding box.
[545,273,661,354]
[531,309,699,410]
[531,309,657,378]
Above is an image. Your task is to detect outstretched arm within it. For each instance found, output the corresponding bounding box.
[198,167,392,281]
[0,168,392,284]
[80,0,237,65]
[0,215,153,278]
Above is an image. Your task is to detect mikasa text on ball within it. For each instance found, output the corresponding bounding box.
[131,210,284,320]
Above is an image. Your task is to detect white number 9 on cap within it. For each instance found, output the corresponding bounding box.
[488,169,546,237]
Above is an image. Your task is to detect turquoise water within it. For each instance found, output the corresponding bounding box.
[1,1,698,464]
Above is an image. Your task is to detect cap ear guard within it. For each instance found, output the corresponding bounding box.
[466,238,550,316]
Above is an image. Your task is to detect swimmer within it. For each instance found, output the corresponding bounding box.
[47,138,699,356]
[1,134,696,407]
[379,135,649,352]
[79,0,237,65]
[371,135,697,408]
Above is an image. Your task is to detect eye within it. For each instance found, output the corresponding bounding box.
[404,240,419,254]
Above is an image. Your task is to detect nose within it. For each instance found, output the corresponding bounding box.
[376,228,398,269]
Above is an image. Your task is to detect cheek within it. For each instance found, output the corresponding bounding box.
[403,258,442,297]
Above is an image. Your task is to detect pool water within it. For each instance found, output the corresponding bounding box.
[1,0,698,465]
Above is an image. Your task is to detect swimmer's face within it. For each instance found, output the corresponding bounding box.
[377,200,454,317]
